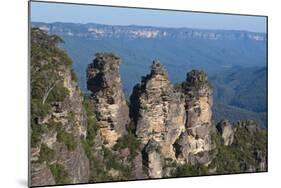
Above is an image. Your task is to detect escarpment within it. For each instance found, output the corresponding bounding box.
[86,53,130,148]
[30,28,89,186]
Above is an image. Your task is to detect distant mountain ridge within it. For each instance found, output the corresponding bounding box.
[32,22,266,41]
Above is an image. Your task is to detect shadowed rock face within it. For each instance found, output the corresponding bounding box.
[175,70,213,164]
[131,60,186,159]
[87,53,129,148]
[217,119,234,146]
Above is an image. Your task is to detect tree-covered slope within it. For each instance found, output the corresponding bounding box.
[210,66,267,127]
[211,66,267,112]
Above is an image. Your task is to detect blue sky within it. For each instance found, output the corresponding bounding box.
[31,1,266,33]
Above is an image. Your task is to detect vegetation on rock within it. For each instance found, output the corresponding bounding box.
[114,122,141,162]
[30,28,71,147]
[49,163,70,184]
[31,28,90,186]
[172,164,209,177]
[209,120,267,174]
[38,144,55,163]
[56,127,78,151]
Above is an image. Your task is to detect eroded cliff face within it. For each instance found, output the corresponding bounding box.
[31,68,90,186]
[31,65,89,186]
[30,28,90,186]
[130,62,216,177]
[87,53,130,148]
[174,70,214,165]
[130,61,186,174]
[217,119,234,146]
[143,139,163,178]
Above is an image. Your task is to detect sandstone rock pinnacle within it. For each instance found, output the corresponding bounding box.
[87,52,129,148]
[175,69,214,165]
[131,60,186,160]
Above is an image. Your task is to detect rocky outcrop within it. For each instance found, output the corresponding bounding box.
[131,60,186,160]
[175,70,213,165]
[31,66,90,186]
[143,139,163,178]
[30,28,90,186]
[130,62,216,176]
[87,53,130,148]
[217,119,234,146]
[173,132,212,165]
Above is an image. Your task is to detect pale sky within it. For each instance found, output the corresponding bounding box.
[31,1,267,33]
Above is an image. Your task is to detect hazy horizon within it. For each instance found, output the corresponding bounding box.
[32,21,267,34]
[31,1,267,33]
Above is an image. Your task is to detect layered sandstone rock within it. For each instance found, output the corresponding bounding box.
[131,60,186,160]
[131,63,215,175]
[175,70,213,165]
[143,139,163,178]
[87,53,129,148]
[31,64,90,186]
